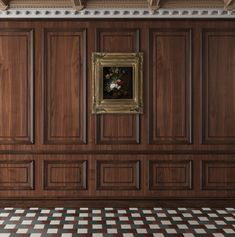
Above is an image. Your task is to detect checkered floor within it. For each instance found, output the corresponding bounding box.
[0,207,234,236]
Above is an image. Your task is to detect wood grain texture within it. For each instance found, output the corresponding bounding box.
[0,20,233,204]
[201,161,235,190]
[0,29,34,144]
[148,29,192,144]
[44,29,86,144]
[44,160,87,190]
[96,160,140,190]
[0,161,34,190]
[95,29,140,144]
[149,160,192,190]
[202,30,235,144]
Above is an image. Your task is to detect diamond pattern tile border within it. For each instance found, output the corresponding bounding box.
[0,207,234,236]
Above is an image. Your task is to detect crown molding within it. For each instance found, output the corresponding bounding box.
[5,0,228,9]
[0,8,234,18]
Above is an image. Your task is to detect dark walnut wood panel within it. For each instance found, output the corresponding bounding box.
[44,29,87,145]
[0,20,234,205]
[95,115,140,144]
[95,29,140,145]
[201,161,235,190]
[149,160,192,190]
[96,160,140,190]
[149,29,192,145]
[202,30,235,144]
[0,161,34,190]
[0,29,34,145]
[44,160,87,190]
[96,29,140,53]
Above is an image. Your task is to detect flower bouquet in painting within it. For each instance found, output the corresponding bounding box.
[103,67,133,99]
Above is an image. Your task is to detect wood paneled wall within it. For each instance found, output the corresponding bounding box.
[0,20,234,206]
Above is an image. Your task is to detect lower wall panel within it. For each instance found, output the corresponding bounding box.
[0,154,234,200]
[0,161,34,190]
[44,160,87,190]
[148,160,192,191]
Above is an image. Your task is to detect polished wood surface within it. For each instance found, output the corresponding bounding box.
[95,29,140,145]
[202,30,235,144]
[0,30,33,144]
[149,29,192,144]
[44,29,86,144]
[0,20,234,205]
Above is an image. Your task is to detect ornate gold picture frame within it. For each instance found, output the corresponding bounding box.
[92,52,143,114]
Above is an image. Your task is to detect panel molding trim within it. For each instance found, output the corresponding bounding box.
[0,161,34,190]
[43,28,87,145]
[44,160,87,190]
[0,29,34,145]
[201,161,235,190]
[96,160,140,190]
[95,28,140,145]
[202,30,235,144]
[148,29,192,145]
[149,160,192,190]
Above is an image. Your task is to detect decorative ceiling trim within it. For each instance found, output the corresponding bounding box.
[0,8,235,18]
[1,0,230,10]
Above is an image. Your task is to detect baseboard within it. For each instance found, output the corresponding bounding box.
[0,198,233,208]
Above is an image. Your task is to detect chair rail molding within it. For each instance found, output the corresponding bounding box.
[0,8,235,18]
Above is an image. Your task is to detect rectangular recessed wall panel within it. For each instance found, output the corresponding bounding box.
[149,160,192,190]
[95,29,140,144]
[202,161,235,190]
[44,160,87,190]
[202,30,235,144]
[96,160,140,190]
[148,29,192,144]
[0,30,34,144]
[0,161,34,190]
[44,29,86,144]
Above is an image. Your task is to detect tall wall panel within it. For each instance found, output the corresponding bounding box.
[148,29,192,144]
[44,29,86,144]
[95,29,140,144]
[0,30,34,144]
[202,30,235,144]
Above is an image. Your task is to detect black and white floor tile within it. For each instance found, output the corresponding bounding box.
[0,207,234,236]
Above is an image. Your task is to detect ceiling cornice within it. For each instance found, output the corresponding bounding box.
[0,0,235,18]
[0,8,235,18]
[2,0,232,10]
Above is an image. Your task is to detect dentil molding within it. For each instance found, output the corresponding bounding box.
[0,8,235,18]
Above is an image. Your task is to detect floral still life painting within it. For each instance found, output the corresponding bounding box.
[92,52,143,114]
[103,67,133,100]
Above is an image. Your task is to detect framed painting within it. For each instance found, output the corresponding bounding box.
[92,52,143,114]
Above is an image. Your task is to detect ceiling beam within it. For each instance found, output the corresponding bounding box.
[148,0,160,10]
[0,0,9,10]
[71,0,84,11]
[224,0,235,9]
